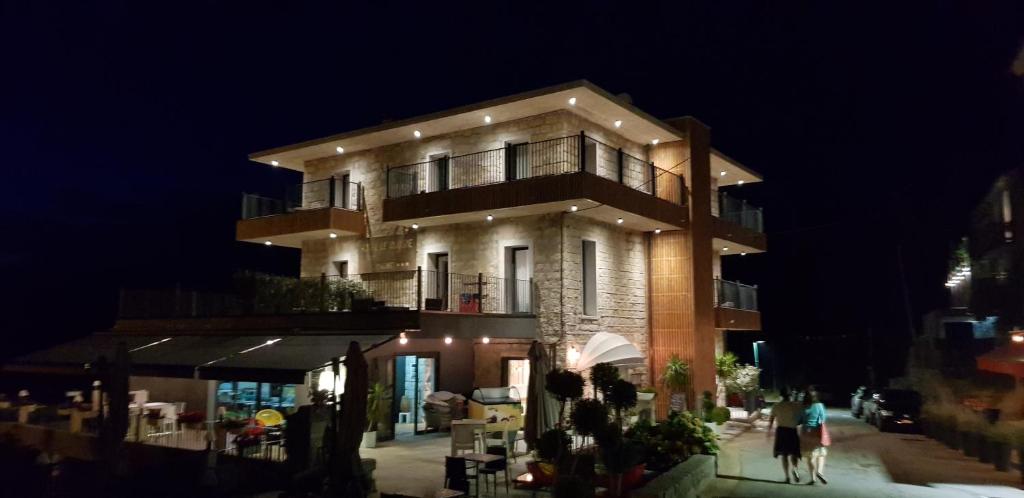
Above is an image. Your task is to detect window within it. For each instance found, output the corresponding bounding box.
[582,239,597,316]
[334,260,349,278]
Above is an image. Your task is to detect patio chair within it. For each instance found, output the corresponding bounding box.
[478,445,509,495]
[450,423,479,456]
[444,456,474,494]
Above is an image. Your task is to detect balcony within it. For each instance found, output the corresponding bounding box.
[713,191,766,253]
[714,278,761,330]
[114,270,537,338]
[383,132,688,231]
[236,177,365,248]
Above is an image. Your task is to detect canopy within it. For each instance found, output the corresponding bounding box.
[574,332,644,371]
[977,344,1024,378]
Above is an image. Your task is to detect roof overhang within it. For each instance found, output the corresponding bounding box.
[712,148,763,186]
[249,80,685,172]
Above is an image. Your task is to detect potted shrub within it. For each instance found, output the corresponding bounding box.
[660,355,690,412]
[700,391,715,422]
[590,362,620,399]
[546,369,585,426]
[710,406,731,425]
[362,382,385,449]
[988,424,1013,472]
[528,428,570,486]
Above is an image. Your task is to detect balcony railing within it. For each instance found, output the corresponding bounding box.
[118,269,534,319]
[714,278,758,311]
[241,177,364,220]
[718,191,763,233]
[386,132,685,205]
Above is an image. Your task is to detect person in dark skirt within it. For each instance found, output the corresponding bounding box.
[767,387,804,483]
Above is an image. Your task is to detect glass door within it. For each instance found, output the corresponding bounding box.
[413,356,437,434]
[394,354,439,438]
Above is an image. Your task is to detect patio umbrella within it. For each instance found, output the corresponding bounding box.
[524,340,559,451]
[329,340,368,497]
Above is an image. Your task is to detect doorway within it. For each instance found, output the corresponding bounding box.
[505,246,532,313]
[393,354,438,437]
[428,153,450,192]
[505,142,529,180]
[339,173,352,209]
[427,252,450,310]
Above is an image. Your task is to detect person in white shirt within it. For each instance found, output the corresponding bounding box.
[767,387,804,483]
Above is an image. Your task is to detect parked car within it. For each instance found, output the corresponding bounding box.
[869,389,921,432]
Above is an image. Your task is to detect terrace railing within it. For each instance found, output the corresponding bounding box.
[718,191,763,233]
[714,278,759,311]
[241,177,363,219]
[386,132,685,205]
[118,269,534,318]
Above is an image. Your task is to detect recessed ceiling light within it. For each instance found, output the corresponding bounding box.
[651,139,660,145]
[329,233,338,239]
[486,215,494,222]
[741,252,747,256]
[411,223,419,230]
[484,115,492,123]
[270,160,279,167]
[413,130,422,138]
[737,180,745,185]
[654,228,661,234]
[264,241,272,246]
[1014,335,1024,343]
[444,336,453,345]
[399,332,409,345]
[570,205,578,212]
[616,218,624,224]
[613,120,623,128]
[482,336,490,344]
[722,247,729,251]
[336,146,344,154]
[720,171,727,177]
[568,97,577,105]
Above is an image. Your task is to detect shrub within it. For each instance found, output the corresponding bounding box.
[715,353,738,379]
[608,380,638,423]
[590,363,620,399]
[537,428,571,462]
[570,399,609,437]
[626,411,718,471]
[547,369,585,424]
[710,406,731,425]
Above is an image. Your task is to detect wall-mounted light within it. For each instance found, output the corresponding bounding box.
[444,336,453,345]
[566,345,581,367]
[613,120,623,128]
[482,336,490,344]
[336,146,345,154]
[722,247,729,252]
[264,241,273,246]
[411,223,419,230]
[329,233,338,239]
[741,252,747,256]
[568,97,577,105]
[737,180,745,186]
[651,139,660,145]
[413,130,422,138]
[1013,335,1024,343]
[270,160,279,167]
[486,215,494,222]
[654,228,661,234]
[719,171,727,177]
[570,205,578,212]
[399,332,408,345]
[616,218,624,224]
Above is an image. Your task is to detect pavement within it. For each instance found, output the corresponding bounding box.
[702,409,1024,498]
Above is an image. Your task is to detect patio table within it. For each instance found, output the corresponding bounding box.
[461,453,504,498]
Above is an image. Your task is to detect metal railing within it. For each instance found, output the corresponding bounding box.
[241,177,364,219]
[386,132,685,205]
[718,191,763,232]
[714,278,759,311]
[118,269,534,318]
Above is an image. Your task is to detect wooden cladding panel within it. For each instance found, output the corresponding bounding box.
[236,207,365,241]
[649,229,696,418]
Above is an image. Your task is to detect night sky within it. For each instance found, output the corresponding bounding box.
[2,2,1023,390]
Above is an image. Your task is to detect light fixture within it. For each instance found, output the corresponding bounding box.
[651,139,660,145]
[737,180,745,186]
[1013,335,1024,343]
[720,171,727,177]
[613,120,623,128]
[411,223,419,230]
[741,252,747,256]
[264,241,272,246]
[568,97,577,105]
[444,336,453,345]
[486,215,494,222]
[336,146,344,154]
[482,336,490,344]
[722,247,729,252]
[413,130,422,138]
[566,345,581,367]
[484,115,492,124]
[570,205,578,212]
[399,332,408,345]
[329,233,338,239]
[654,228,661,234]
[270,160,279,167]
[616,218,624,224]
[945,283,956,287]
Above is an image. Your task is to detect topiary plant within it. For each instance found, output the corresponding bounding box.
[546,369,585,425]
[710,406,731,425]
[570,398,609,438]
[537,428,571,462]
[608,379,638,425]
[590,362,620,399]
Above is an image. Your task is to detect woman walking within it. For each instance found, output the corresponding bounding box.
[766,387,804,483]
[801,387,830,484]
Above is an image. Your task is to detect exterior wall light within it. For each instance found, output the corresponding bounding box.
[482,336,490,344]
[413,130,422,138]
[566,345,581,367]
[486,215,494,222]
[741,252,747,256]
[722,247,729,252]
[568,97,577,105]
[720,171,727,177]
[1013,335,1024,343]
[444,336,453,345]
[329,233,338,239]
[570,205,578,212]
[616,218,624,224]
[654,228,661,234]
[737,180,745,185]
[264,241,273,246]
[613,120,623,128]
[484,115,492,123]
[411,223,419,230]
[399,332,409,345]
[336,146,344,154]
[651,139,660,145]
[270,160,279,166]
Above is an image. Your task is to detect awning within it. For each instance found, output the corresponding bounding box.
[6,333,394,384]
[977,343,1024,378]
[574,332,644,371]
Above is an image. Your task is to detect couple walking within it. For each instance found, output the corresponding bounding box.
[766,387,830,485]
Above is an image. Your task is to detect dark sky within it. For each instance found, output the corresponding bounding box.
[2,2,1024,385]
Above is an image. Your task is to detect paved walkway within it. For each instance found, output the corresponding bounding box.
[703,409,1024,498]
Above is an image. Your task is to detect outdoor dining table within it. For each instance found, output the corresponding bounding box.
[461,452,504,498]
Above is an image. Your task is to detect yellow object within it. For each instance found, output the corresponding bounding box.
[468,400,523,432]
[254,409,284,426]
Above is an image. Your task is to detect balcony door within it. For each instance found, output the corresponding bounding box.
[505,246,532,313]
[340,173,351,209]
[428,153,449,193]
[428,252,449,310]
[505,142,529,180]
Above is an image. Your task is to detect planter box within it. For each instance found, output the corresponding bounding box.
[632,454,716,498]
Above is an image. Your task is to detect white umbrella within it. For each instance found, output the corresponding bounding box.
[574,332,644,371]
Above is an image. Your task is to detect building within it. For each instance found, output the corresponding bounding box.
[7,81,766,441]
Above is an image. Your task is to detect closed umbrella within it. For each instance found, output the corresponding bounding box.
[524,341,558,451]
[329,340,368,497]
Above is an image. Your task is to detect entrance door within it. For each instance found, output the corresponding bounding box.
[393,354,439,437]
[340,173,351,209]
[506,247,531,313]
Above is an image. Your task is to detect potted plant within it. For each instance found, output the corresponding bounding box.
[546,369,585,426]
[710,406,731,425]
[362,382,385,449]
[715,353,738,405]
[636,386,656,402]
[594,422,644,497]
[700,391,715,422]
[660,355,690,413]
[528,428,570,486]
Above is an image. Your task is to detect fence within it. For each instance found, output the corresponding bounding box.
[119,269,534,318]
[386,132,685,205]
[718,191,763,232]
[242,177,363,219]
[714,278,759,311]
